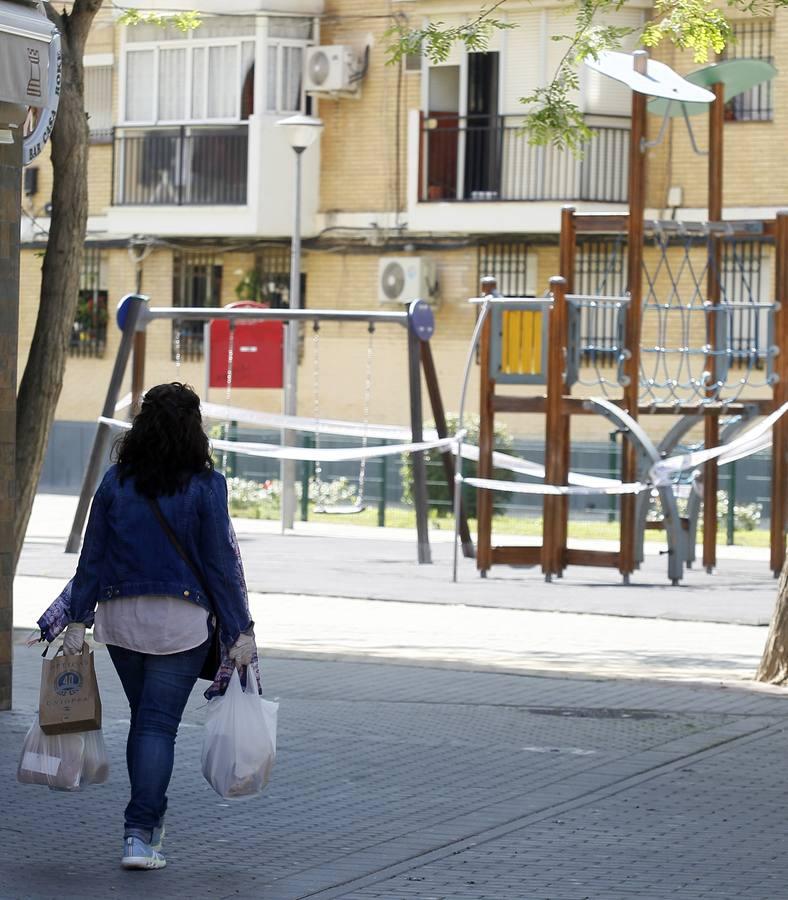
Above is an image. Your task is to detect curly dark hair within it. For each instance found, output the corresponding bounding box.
[114,383,213,497]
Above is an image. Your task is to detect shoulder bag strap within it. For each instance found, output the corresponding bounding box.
[146,497,211,601]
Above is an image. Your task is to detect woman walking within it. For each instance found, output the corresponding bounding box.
[39,383,256,870]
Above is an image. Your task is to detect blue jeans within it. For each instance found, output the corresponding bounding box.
[108,638,210,843]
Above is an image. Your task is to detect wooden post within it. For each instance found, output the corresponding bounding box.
[557,206,576,574]
[620,51,648,581]
[477,311,495,573]
[420,340,475,557]
[703,81,725,572]
[0,135,22,710]
[543,277,568,579]
[771,211,788,575]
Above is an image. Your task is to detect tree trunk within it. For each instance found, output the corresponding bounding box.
[13,1,103,567]
[756,554,788,683]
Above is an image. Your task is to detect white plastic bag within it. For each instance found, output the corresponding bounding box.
[17,716,109,791]
[201,667,278,800]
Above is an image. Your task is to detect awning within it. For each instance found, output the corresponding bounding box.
[0,1,56,109]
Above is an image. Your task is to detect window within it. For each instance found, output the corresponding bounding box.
[477,241,536,296]
[266,43,305,113]
[123,16,256,124]
[722,20,774,121]
[172,251,223,360]
[721,240,772,367]
[575,237,628,364]
[84,64,113,142]
[266,16,312,114]
[71,247,108,358]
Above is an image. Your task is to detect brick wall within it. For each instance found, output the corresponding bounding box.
[0,136,22,710]
[319,0,420,214]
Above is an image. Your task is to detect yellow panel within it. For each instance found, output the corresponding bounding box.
[501,309,543,376]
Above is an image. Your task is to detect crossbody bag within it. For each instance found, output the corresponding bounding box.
[146,497,221,682]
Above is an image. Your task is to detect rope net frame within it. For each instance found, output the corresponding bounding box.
[573,221,778,407]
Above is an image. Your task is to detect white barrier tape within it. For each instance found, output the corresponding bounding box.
[201,401,424,442]
[461,445,622,488]
[202,400,622,486]
[464,477,646,497]
[115,392,133,413]
[98,417,454,463]
[213,436,456,463]
[103,400,623,487]
[649,400,788,484]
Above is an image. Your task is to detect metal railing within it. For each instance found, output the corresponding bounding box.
[419,114,630,203]
[112,125,249,206]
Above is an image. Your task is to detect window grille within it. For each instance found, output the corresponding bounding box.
[575,237,628,364]
[720,239,771,368]
[85,66,113,142]
[172,251,223,360]
[477,241,535,297]
[255,245,292,307]
[722,20,774,121]
[70,246,108,358]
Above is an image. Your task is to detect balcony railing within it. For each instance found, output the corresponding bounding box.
[419,114,629,204]
[113,125,248,206]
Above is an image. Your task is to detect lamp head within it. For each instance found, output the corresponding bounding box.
[276,114,324,151]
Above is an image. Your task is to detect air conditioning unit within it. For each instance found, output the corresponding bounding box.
[304,45,357,93]
[378,257,439,306]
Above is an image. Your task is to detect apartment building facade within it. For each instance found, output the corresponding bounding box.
[17,0,788,489]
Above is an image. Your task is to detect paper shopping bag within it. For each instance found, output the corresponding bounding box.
[39,644,102,735]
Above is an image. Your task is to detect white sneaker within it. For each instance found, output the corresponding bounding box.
[121,836,166,870]
[151,823,166,852]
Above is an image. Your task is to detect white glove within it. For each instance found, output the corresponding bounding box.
[228,629,256,667]
[62,623,86,655]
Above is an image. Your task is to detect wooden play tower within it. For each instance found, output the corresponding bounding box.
[472,51,786,584]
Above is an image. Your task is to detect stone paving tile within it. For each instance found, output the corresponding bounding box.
[341,726,788,900]
[3,643,788,900]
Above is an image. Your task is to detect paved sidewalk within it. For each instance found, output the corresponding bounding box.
[2,634,788,900]
[5,493,788,898]
[17,494,782,625]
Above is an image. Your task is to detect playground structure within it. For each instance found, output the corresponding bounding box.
[469,51,786,584]
[66,297,474,565]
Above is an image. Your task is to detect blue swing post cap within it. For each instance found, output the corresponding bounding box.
[116,294,150,332]
[408,300,435,342]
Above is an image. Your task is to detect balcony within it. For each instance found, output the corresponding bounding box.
[112,125,249,206]
[417,114,629,205]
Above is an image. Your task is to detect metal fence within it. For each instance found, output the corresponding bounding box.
[113,125,248,206]
[420,115,630,203]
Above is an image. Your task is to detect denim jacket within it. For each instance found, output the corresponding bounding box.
[51,465,253,648]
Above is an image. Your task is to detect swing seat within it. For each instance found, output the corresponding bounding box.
[314,503,367,516]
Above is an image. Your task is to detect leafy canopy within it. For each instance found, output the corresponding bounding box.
[387,0,782,152]
[117,8,202,31]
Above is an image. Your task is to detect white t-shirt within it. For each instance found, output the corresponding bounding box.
[93,595,210,655]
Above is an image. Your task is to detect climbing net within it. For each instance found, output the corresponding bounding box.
[573,222,779,406]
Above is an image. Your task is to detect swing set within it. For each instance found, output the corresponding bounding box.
[65,299,474,566]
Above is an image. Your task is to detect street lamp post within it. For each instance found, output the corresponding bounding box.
[277,114,323,532]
